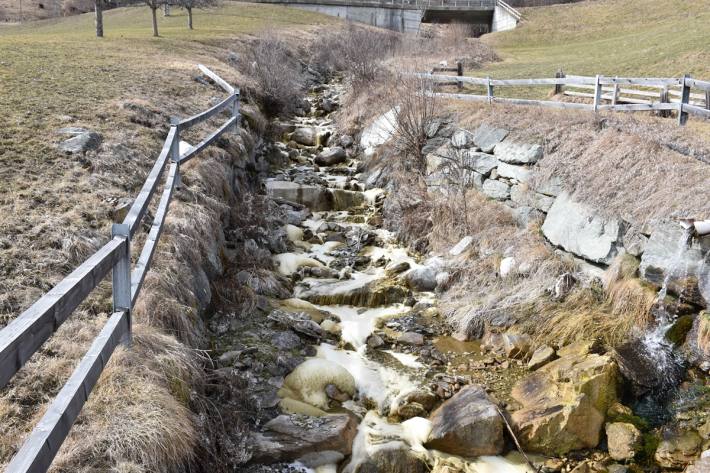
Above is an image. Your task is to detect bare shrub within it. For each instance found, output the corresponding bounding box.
[311,23,400,84]
[388,74,439,174]
[240,35,306,117]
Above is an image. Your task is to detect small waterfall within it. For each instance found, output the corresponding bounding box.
[629,226,693,422]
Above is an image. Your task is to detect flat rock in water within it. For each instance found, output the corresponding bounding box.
[292,127,318,146]
[425,384,504,457]
[528,345,555,370]
[473,124,509,153]
[250,414,358,463]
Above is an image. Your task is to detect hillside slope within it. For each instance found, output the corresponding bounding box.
[480,0,710,79]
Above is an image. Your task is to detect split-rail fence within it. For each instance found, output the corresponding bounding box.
[0,65,239,473]
[419,71,710,125]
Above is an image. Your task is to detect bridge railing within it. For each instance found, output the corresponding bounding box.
[418,71,710,125]
[0,65,240,473]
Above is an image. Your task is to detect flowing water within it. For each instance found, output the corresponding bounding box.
[265,81,533,472]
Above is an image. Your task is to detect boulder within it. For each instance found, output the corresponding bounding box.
[605,422,642,461]
[266,181,365,212]
[473,124,509,153]
[361,108,397,156]
[58,129,102,154]
[464,151,499,175]
[541,191,624,264]
[511,351,618,455]
[534,175,564,197]
[482,179,510,200]
[292,127,318,146]
[697,311,710,359]
[654,430,703,469]
[451,129,474,148]
[483,331,532,359]
[494,141,544,164]
[528,345,555,370]
[315,147,347,166]
[614,340,684,397]
[299,275,409,307]
[500,257,517,277]
[250,414,358,463]
[404,266,438,292]
[425,384,504,456]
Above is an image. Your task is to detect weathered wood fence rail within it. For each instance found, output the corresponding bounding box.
[418,72,710,125]
[0,65,239,473]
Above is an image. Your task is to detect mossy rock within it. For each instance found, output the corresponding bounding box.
[666,314,695,346]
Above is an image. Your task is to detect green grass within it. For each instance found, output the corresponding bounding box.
[474,0,710,94]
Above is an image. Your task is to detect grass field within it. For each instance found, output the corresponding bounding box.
[478,0,710,84]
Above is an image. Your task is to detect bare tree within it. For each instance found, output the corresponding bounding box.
[179,0,217,30]
[94,0,104,37]
[144,0,163,36]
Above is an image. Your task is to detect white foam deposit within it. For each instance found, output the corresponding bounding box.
[384,350,424,369]
[314,304,410,348]
[274,253,323,276]
[360,108,398,157]
[280,358,356,410]
[317,343,418,412]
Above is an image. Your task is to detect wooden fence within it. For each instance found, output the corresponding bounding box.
[0,65,239,473]
[419,71,710,125]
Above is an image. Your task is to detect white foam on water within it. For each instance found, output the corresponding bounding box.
[363,188,385,206]
[281,358,356,410]
[314,304,410,348]
[316,343,418,411]
[274,253,324,276]
[308,240,343,265]
[384,350,424,369]
[430,451,535,473]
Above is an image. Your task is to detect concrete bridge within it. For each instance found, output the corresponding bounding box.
[248,0,521,34]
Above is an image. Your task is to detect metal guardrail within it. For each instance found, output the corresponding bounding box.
[419,72,710,125]
[0,65,240,473]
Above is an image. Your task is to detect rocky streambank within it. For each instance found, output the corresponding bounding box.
[204,78,709,473]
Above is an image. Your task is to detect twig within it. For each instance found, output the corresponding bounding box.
[495,404,542,473]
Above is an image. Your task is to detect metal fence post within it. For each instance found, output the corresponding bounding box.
[486,76,493,104]
[111,223,131,345]
[705,90,710,112]
[678,74,691,126]
[660,85,670,118]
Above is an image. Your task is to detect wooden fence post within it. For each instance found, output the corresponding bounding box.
[487,76,493,104]
[169,121,182,189]
[593,74,602,112]
[660,85,670,118]
[612,80,619,106]
[678,74,691,126]
[111,223,131,345]
[554,69,564,95]
[457,62,463,90]
[705,90,710,112]
[232,92,241,131]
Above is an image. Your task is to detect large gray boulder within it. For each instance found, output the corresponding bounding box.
[58,128,102,154]
[250,414,358,463]
[541,191,624,264]
[494,141,543,164]
[473,124,509,153]
[497,162,532,183]
[510,185,554,212]
[463,151,499,175]
[404,266,438,291]
[315,147,346,166]
[425,384,504,457]
[292,127,318,146]
[482,179,510,200]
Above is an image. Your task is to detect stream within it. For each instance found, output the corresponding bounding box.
[258,80,534,473]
